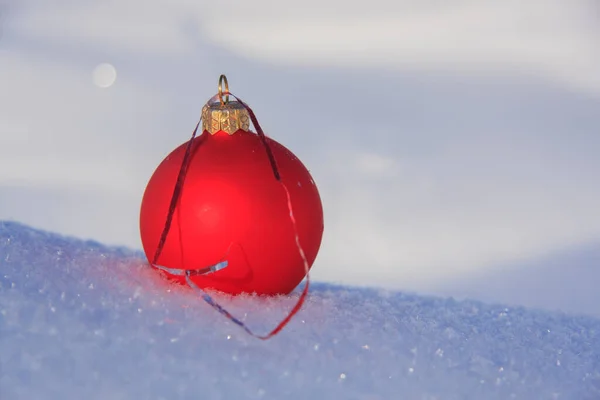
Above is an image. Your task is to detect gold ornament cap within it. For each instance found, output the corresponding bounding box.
[201,75,250,135]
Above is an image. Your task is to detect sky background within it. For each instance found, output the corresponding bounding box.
[1,0,599,314]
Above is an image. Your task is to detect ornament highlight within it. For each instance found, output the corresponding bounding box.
[139,75,324,298]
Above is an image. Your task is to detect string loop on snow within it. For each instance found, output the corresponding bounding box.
[153,261,228,277]
[150,85,309,340]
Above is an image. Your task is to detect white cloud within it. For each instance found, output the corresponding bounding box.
[13,0,192,54]
[312,141,600,290]
[10,0,600,94]
[199,1,600,94]
[0,50,170,193]
[0,49,174,247]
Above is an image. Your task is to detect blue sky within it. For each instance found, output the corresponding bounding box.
[1,0,599,299]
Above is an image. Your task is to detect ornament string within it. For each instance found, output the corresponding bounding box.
[151,119,201,265]
[228,93,281,181]
[151,92,310,340]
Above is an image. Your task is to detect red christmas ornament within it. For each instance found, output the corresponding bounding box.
[139,76,324,297]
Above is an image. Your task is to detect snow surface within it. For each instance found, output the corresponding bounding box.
[1,221,599,400]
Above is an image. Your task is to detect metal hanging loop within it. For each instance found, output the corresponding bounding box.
[218,74,230,106]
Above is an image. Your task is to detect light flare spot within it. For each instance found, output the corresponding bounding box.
[93,63,117,88]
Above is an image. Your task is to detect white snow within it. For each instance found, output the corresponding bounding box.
[1,220,599,399]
